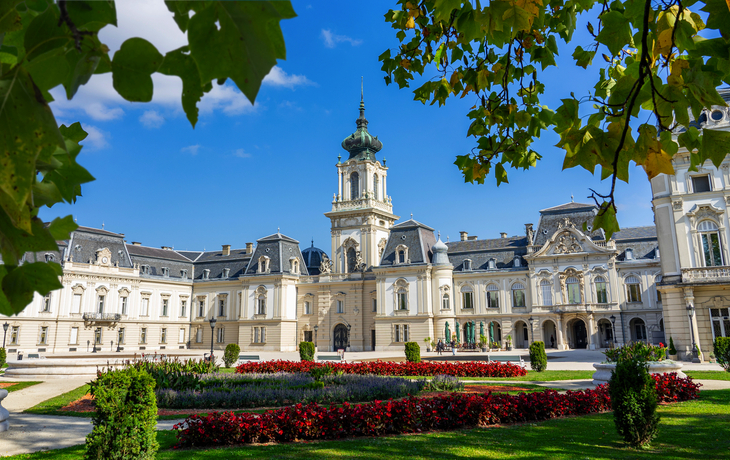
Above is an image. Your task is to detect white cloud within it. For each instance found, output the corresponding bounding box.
[263,66,315,88]
[81,125,110,150]
[321,29,362,48]
[234,149,251,158]
[181,145,201,155]
[199,84,257,115]
[98,0,187,54]
[139,110,165,128]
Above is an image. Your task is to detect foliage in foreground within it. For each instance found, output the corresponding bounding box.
[122,355,219,391]
[604,341,667,363]
[236,359,527,377]
[529,341,547,372]
[404,342,421,363]
[609,352,660,447]
[85,367,158,460]
[223,343,240,368]
[299,341,315,362]
[380,0,730,237]
[0,347,5,368]
[714,337,730,372]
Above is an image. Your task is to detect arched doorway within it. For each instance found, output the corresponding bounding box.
[542,320,557,348]
[597,318,614,348]
[513,320,529,348]
[567,318,587,349]
[333,324,348,351]
[629,318,647,343]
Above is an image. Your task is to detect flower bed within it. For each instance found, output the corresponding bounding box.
[235,360,527,378]
[174,374,700,448]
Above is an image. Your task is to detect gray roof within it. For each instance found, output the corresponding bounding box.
[126,245,194,263]
[447,236,528,272]
[177,251,203,261]
[612,226,657,240]
[67,227,132,268]
[380,219,436,266]
[613,226,659,261]
[243,232,309,276]
[539,202,597,214]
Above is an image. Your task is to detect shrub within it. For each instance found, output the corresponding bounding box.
[668,337,677,355]
[310,364,334,381]
[404,342,421,363]
[609,356,659,447]
[85,367,159,459]
[123,356,218,391]
[223,343,241,368]
[714,337,730,372]
[299,342,315,362]
[0,348,6,368]
[529,341,547,372]
[604,341,665,363]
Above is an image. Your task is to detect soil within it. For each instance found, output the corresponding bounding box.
[0,382,18,389]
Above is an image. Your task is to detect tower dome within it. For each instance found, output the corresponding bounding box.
[341,83,382,161]
[301,241,328,275]
[432,233,450,265]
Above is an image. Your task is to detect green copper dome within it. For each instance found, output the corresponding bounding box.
[341,92,383,161]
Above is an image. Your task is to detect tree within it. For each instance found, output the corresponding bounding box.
[0,0,295,316]
[380,0,730,237]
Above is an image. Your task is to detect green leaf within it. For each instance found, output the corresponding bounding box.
[47,215,77,240]
[592,202,620,240]
[23,5,67,61]
[64,0,117,32]
[0,1,22,34]
[159,46,206,127]
[111,37,163,102]
[596,11,632,56]
[1,262,62,316]
[701,128,730,168]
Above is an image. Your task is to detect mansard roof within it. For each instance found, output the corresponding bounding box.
[380,219,436,266]
[539,202,596,214]
[612,226,657,240]
[68,226,132,268]
[243,232,309,276]
[447,236,528,272]
[126,244,193,263]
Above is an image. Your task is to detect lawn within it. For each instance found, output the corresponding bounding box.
[7,389,729,459]
[23,384,90,417]
[2,381,41,392]
[685,370,730,381]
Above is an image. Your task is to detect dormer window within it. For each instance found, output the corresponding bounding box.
[181,269,188,279]
[202,269,210,280]
[44,253,54,262]
[625,248,634,260]
[258,256,270,274]
[161,267,169,277]
[140,265,150,275]
[463,259,472,270]
[395,244,409,265]
[513,256,521,268]
[290,258,300,274]
[487,258,496,270]
[222,268,230,278]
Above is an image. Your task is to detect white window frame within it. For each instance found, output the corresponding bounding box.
[486,284,499,309]
[512,282,526,307]
[625,275,642,303]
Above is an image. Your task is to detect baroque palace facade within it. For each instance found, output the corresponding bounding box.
[5,93,730,360]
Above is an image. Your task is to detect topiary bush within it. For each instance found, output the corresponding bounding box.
[404,342,421,363]
[714,337,730,372]
[85,367,159,459]
[223,343,241,368]
[299,341,315,362]
[529,341,547,372]
[0,347,6,368]
[608,354,660,447]
[668,337,677,355]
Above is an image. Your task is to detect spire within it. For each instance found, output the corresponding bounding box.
[356,76,367,129]
[341,78,382,161]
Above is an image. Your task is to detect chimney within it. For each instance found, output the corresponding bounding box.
[467,236,478,241]
[460,231,468,241]
[132,242,141,246]
[246,242,254,254]
[222,244,231,256]
[500,232,508,238]
[161,246,172,250]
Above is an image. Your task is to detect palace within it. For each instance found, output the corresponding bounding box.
[3,92,730,361]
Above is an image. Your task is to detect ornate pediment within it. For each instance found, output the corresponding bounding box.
[553,232,583,254]
[526,226,617,260]
[687,203,725,229]
[95,247,112,266]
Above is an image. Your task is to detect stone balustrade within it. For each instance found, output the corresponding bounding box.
[681,266,730,283]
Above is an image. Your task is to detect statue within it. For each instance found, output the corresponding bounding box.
[319,254,333,274]
[525,223,534,245]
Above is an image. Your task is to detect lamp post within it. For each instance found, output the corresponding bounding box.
[87,339,90,354]
[314,325,319,352]
[2,322,8,349]
[209,317,217,362]
[609,315,616,347]
[687,304,697,359]
[528,317,534,344]
[347,324,352,350]
[111,340,114,352]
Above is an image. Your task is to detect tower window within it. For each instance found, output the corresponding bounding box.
[373,174,379,200]
[350,172,360,199]
[691,175,711,193]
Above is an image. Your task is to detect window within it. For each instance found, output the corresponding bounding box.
[372,298,377,312]
[304,330,313,342]
[162,299,169,316]
[120,296,128,315]
[70,327,79,345]
[257,291,266,315]
[699,220,724,267]
[692,175,711,193]
[487,284,499,309]
[463,259,472,270]
[140,328,147,344]
[395,324,409,343]
[253,326,266,343]
[216,327,224,343]
[42,293,51,312]
[195,328,202,343]
[161,328,167,343]
[540,280,553,306]
[566,277,581,304]
[258,256,270,273]
[595,277,608,303]
[374,174,379,200]
[198,300,205,317]
[442,293,450,310]
[394,279,408,311]
[657,288,662,303]
[514,256,522,268]
[180,300,187,318]
[72,293,82,313]
[141,297,150,316]
[44,253,54,262]
[39,326,48,345]
[181,269,188,279]
[202,269,210,280]
[218,299,225,317]
[625,275,642,303]
[162,267,169,277]
[350,172,360,199]
[222,268,230,278]
[10,326,19,345]
[512,283,526,307]
[179,328,185,343]
[398,250,406,264]
[337,300,345,313]
[290,259,299,274]
[140,265,150,274]
[462,286,474,309]
[94,327,102,345]
[304,300,311,315]
[625,248,634,260]
[97,295,105,314]
[118,328,125,344]
[487,258,496,269]
[710,308,730,338]
[395,244,409,265]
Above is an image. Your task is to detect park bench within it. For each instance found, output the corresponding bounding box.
[26,353,43,359]
[238,354,260,362]
[316,355,343,362]
[487,354,525,367]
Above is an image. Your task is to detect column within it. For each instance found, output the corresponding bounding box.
[556,318,566,350]
[587,315,595,350]
[383,175,387,199]
[338,171,342,200]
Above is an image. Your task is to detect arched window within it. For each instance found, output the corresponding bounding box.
[540,279,552,306]
[486,284,499,309]
[461,285,474,309]
[595,276,608,303]
[566,276,581,304]
[373,174,379,200]
[514,256,522,268]
[258,256,270,274]
[255,286,267,315]
[442,293,450,310]
[512,282,526,307]
[698,220,724,266]
[350,172,360,199]
[463,259,473,270]
[487,258,496,269]
[346,247,357,272]
[625,275,642,303]
[630,318,647,341]
[395,279,409,310]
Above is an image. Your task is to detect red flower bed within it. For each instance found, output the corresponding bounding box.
[653,372,701,402]
[235,359,527,378]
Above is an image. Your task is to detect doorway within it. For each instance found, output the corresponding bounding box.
[333,324,348,351]
[542,320,557,348]
[568,319,587,349]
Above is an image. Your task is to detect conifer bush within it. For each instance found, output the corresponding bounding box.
[608,353,660,447]
[529,341,547,372]
[714,337,730,372]
[404,342,421,363]
[299,341,315,362]
[223,343,240,368]
[668,337,677,355]
[85,367,158,459]
[0,348,6,368]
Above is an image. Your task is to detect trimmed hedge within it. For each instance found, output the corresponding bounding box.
[714,337,730,372]
[85,367,158,459]
[0,347,6,368]
[609,356,659,447]
[299,341,315,362]
[404,342,421,363]
[223,343,241,368]
[236,359,527,378]
[529,341,547,372]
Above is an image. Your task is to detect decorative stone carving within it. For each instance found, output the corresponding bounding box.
[557,217,575,229]
[525,223,534,245]
[319,254,333,274]
[687,203,725,228]
[95,247,112,266]
[672,199,683,211]
[553,232,583,254]
[378,238,387,258]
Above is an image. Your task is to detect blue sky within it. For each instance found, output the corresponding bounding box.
[42,1,655,252]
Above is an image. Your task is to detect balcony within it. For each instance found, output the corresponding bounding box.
[83,312,122,325]
[681,266,730,283]
[331,197,393,213]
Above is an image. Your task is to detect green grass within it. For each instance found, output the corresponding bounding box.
[24,384,90,417]
[685,370,730,381]
[7,389,730,459]
[3,381,42,392]
[403,370,595,381]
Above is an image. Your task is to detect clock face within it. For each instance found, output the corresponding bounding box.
[102,257,109,264]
